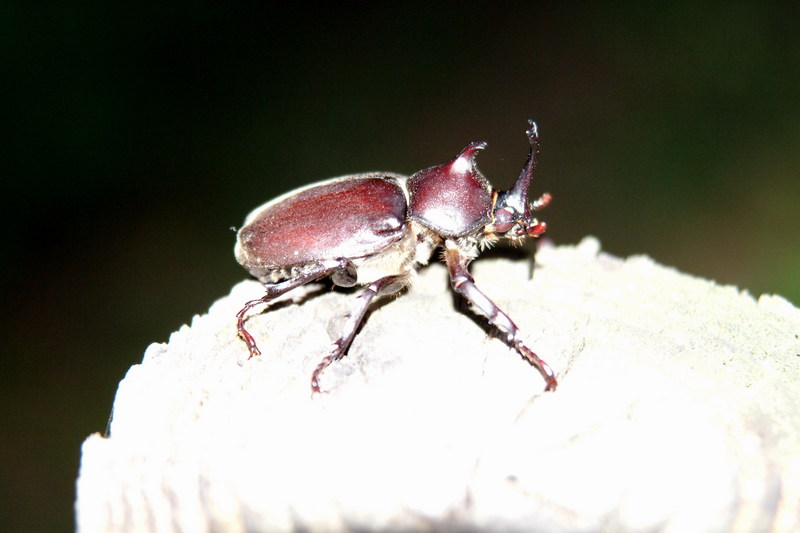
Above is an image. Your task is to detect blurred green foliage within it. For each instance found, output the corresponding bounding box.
[2,3,798,530]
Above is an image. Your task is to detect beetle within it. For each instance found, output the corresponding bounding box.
[235,120,557,393]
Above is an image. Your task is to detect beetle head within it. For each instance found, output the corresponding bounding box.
[492,120,550,242]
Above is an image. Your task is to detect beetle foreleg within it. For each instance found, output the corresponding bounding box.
[236,258,358,359]
[444,244,558,391]
[311,274,408,393]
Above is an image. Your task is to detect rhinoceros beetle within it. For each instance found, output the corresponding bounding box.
[235,120,557,393]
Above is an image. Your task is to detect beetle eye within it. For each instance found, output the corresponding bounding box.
[494,208,514,232]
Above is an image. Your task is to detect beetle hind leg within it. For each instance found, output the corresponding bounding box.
[443,242,557,392]
[311,274,408,393]
[236,258,358,359]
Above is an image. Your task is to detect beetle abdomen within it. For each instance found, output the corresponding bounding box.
[236,174,408,281]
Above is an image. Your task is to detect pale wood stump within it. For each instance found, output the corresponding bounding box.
[76,237,800,533]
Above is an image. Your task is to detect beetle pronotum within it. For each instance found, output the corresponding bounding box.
[235,121,557,393]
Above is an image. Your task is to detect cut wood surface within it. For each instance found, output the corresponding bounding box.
[76,237,800,533]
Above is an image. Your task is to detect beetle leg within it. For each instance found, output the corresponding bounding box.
[311,274,408,393]
[444,243,558,391]
[236,258,358,358]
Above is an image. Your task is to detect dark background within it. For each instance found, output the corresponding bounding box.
[2,3,798,530]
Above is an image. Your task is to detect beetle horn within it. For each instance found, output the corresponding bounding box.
[453,141,487,170]
[502,120,539,218]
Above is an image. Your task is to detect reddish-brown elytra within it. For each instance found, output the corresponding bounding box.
[235,121,556,393]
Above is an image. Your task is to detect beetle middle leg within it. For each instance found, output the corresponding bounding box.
[443,242,558,391]
[236,258,358,358]
[311,274,408,393]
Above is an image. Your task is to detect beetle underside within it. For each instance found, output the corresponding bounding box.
[235,121,557,393]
